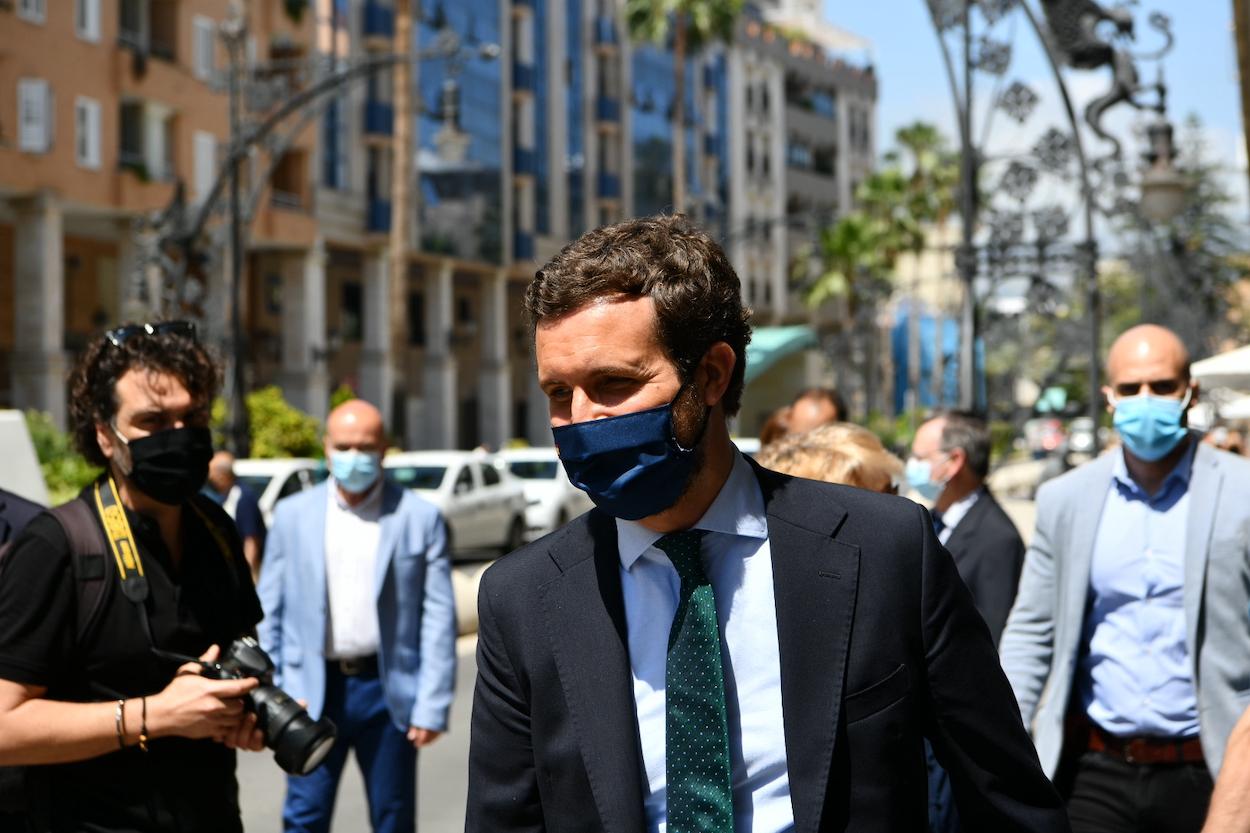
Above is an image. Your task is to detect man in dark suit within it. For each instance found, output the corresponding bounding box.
[466,215,1068,833]
[0,487,42,546]
[907,410,1026,644]
[907,411,1027,833]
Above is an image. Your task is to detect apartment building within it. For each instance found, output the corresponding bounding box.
[2,0,875,447]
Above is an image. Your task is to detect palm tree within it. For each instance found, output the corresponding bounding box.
[625,0,743,215]
[388,0,414,430]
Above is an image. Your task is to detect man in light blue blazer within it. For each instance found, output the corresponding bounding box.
[1001,324,1250,833]
[258,399,456,833]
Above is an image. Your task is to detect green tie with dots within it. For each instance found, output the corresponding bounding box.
[656,529,734,833]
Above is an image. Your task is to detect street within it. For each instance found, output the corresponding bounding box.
[238,635,479,833]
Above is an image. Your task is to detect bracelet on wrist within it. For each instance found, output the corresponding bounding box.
[114,699,126,750]
[138,696,149,753]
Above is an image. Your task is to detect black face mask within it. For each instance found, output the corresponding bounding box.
[114,426,214,506]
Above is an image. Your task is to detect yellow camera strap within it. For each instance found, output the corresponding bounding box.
[93,477,149,604]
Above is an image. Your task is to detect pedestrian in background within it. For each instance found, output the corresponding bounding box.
[756,421,903,494]
[785,386,847,435]
[1001,323,1250,833]
[205,450,266,582]
[257,399,456,833]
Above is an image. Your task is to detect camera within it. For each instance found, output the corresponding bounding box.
[203,637,338,775]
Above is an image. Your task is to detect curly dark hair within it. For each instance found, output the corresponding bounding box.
[69,324,221,467]
[525,214,753,416]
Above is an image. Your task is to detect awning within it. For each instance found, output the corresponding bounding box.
[744,326,819,385]
[1192,345,1250,390]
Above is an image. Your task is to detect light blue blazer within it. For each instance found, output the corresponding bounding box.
[257,481,457,732]
[1000,439,1250,777]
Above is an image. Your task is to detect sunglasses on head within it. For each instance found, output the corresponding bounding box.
[105,321,197,348]
[1111,378,1186,398]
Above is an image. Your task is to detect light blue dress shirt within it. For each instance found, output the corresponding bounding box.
[1079,441,1199,738]
[617,452,794,833]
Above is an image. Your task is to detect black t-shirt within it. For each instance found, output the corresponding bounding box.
[0,485,263,833]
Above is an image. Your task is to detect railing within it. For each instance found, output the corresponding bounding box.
[271,189,303,210]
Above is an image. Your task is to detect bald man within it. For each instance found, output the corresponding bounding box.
[257,400,456,833]
[205,450,266,581]
[1001,324,1250,833]
[785,386,847,435]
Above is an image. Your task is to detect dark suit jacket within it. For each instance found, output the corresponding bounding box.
[466,464,1068,833]
[942,488,1026,646]
[0,488,43,546]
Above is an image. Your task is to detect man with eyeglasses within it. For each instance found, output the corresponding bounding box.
[0,322,265,833]
[1001,324,1250,833]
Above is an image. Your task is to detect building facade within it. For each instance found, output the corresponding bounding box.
[1,0,875,448]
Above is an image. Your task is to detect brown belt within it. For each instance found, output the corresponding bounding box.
[1088,725,1204,765]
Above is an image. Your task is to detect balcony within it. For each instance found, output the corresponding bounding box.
[595,96,620,123]
[513,146,537,176]
[595,16,618,47]
[367,197,392,233]
[364,100,394,136]
[597,172,621,199]
[512,61,535,93]
[514,230,535,261]
[363,1,395,38]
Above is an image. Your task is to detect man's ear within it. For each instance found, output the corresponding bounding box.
[95,422,117,462]
[696,342,737,408]
[1101,386,1115,416]
[947,447,968,479]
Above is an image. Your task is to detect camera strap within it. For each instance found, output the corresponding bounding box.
[93,477,154,646]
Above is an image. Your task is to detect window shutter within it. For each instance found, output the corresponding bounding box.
[194,17,216,81]
[75,98,101,169]
[194,130,217,202]
[18,79,50,153]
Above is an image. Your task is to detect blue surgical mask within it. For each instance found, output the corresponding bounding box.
[1113,389,1192,462]
[905,456,946,502]
[552,394,707,521]
[331,449,381,494]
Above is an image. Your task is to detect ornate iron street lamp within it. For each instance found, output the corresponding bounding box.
[924,0,1180,448]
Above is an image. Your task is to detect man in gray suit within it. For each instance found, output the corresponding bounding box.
[1001,324,1250,833]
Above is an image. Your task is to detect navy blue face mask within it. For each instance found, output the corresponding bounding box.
[552,392,708,521]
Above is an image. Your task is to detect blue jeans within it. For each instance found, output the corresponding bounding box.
[926,739,961,833]
[283,665,416,833]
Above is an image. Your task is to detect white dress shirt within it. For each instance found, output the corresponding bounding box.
[324,479,383,659]
[936,487,981,546]
[617,452,793,833]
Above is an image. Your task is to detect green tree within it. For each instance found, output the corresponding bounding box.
[24,410,101,505]
[212,387,323,459]
[626,0,743,214]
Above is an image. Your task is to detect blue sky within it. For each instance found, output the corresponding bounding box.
[824,1,1248,209]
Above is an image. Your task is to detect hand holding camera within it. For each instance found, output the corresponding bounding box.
[147,645,261,745]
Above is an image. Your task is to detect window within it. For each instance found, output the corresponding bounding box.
[193,16,216,81]
[480,463,501,487]
[454,467,474,495]
[341,282,363,341]
[75,98,102,169]
[193,130,217,202]
[119,0,145,48]
[76,0,101,41]
[407,292,425,346]
[119,100,144,170]
[18,79,52,154]
[17,0,46,24]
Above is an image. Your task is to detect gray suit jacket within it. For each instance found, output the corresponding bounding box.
[1000,438,1250,777]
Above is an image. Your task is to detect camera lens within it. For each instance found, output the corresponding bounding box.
[250,685,338,775]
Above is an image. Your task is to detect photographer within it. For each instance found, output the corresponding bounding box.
[0,322,265,833]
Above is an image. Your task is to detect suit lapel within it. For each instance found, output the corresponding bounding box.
[1065,455,1115,617]
[941,490,988,559]
[303,486,330,644]
[374,484,404,593]
[755,464,858,833]
[1184,444,1221,661]
[540,512,645,833]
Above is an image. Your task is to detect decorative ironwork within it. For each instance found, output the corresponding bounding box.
[975,36,1012,75]
[977,0,1016,25]
[987,210,1025,248]
[928,0,967,31]
[999,161,1039,202]
[998,81,1039,124]
[1033,127,1075,174]
[1031,205,1070,243]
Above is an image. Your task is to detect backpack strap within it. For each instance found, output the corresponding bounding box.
[47,499,112,646]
